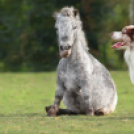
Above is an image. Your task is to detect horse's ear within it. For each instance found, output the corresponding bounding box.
[73,9,79,17]
[53,12,60,19]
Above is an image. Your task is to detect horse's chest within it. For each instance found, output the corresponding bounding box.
[61,68,78,91]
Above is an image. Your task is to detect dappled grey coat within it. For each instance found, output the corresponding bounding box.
[47,7,117,116]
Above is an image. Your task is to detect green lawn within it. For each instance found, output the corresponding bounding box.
[0,71,134,134]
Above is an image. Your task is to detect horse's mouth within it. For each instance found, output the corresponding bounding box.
[111,42,126,49]
[60,50,71,58]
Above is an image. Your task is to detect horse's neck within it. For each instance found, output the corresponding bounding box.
[68,39,87,64]
[66,33,93,74]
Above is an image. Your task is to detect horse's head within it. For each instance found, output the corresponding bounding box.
[53,7,81,58]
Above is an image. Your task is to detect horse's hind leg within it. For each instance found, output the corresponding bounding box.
[95,92,118,116]
[95,109,105,116]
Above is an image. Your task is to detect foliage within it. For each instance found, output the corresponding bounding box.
[0,0,130,71]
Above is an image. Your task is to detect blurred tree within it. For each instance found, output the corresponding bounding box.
[101,0,129,69]
[0,0,130,71]
[130,0,134,24]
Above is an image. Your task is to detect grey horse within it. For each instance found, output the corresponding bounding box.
[45,7,117,117]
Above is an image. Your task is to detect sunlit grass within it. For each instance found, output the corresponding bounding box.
[0,71,134,134]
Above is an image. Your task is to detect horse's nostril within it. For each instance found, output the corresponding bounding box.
[68,46,71,49]
[60,45,71,50]
[60,46,63,50]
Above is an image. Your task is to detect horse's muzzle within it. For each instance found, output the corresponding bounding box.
[60,49,71,58]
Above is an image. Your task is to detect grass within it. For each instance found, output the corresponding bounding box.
[0,71,134,134]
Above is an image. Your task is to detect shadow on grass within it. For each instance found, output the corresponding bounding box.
[0,113,134,121]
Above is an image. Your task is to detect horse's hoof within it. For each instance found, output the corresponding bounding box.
[45,105,59,117]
